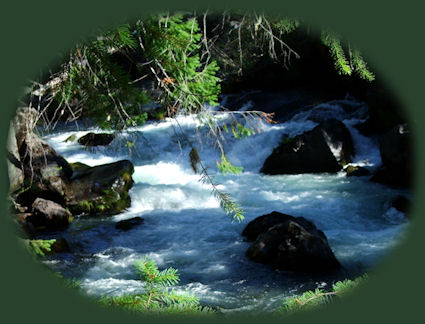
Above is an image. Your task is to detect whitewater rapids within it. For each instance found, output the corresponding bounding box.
[40,94,409,313]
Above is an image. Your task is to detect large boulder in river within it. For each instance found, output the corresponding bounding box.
[78,132,115,146]
[243,211,341,273]
[371,124,412,188]
[65,160,134,215]
[261,119,354,174]
[29,198,72,231]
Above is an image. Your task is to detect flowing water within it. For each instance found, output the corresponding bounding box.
[40,94,409,314]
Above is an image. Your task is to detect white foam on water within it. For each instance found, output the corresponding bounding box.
[133,162,201,186]
[344,121,382,168]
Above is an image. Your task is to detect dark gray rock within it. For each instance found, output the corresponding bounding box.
[78,132,115,146]
[30,198,72,230]
[243,211,341,273]
[242,211,311,241]
[261,119,354,174]
[65,160,134,215]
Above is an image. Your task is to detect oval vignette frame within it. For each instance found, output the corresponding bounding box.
[0,2,424,324]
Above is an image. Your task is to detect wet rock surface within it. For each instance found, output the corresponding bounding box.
[243,211,341,273]
[78,132,115,146]
[30,198,72,230]
[65,160,134,215]
[261,119,354,175]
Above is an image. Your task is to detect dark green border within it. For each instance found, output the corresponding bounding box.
[1,1,424,324]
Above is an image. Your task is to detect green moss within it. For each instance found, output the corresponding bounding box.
[121,172,132,183]
[154,110,166,120]
[341,159,350,167]
[69,162,90,173]
[67,169,133,216]
[69,192,130,216]
[345,165,358,175]
[75,200,94,213]
[97,204,106,212]
[112,195,131,212]
[63,134,77,142]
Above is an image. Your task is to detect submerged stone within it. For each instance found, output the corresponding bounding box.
[115,217,144,230]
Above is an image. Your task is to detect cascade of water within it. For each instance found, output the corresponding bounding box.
[41,94,408,313]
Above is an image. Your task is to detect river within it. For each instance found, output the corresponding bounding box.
[39,93,409,314]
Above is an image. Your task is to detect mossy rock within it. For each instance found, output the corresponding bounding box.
[69,162,91,178]
[65,160,134,216]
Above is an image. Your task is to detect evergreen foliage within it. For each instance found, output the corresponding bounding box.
[276,17,300,34]
[321,30,375,81]
[138,14,221,113]
[277,275,368,315]
[226,122,255,140]
[101,257,213,316]
[321,30,353,76]
[34,24,149,129]
[24,239,56,257]
[216,154,243,175]
[352,50,375,81]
